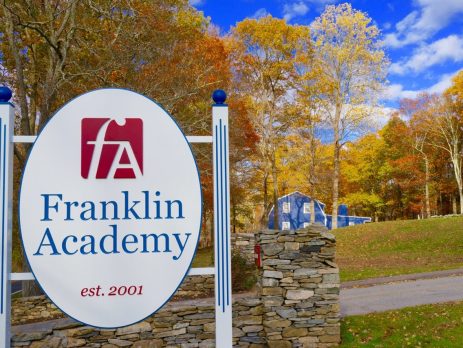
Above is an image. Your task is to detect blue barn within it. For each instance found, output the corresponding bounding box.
[268,191,371,230]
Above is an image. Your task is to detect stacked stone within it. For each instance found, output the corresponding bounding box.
[232,297,265,347]
[232,233,256,264]
[259,224,340,348]
[11,297,264,347]
[11,226,340,347]
[12,295,64,325]
[173,275,215,300]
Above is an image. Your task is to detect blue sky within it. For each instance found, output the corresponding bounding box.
[191,0,463,108]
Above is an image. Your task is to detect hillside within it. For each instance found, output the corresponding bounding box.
[334,216,463,281]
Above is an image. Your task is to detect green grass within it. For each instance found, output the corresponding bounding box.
[341,301,463,347]
[191,216,463,281]
[192,246,213,267]
[334,216,463,282]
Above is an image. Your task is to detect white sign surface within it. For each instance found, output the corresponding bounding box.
[19,89,202,328]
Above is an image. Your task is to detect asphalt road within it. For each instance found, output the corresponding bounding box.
[340,275,463,316]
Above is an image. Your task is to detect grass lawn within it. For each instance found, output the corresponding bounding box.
[341,301,463,347]
[192,246,214,267]
[192,216,463,281]
[334,216,463,282]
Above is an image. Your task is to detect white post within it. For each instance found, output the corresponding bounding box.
[212,90,232,347]
[0,87,13,348]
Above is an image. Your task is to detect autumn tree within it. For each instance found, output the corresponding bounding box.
[444,71,463,213]
[341,133,386,219]
[401,94,437,218]
[0,0,237,293]
[423,95,463,214]
[310,3,388,228]
[228,16,311,228]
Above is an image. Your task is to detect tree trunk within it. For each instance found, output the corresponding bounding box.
[331,104,341,230]
[450,153,462,215]
[4,7,31,135]
[20,219,42,297]
[210,211,214,247]
[310,200,315,223]
[271,151,279,230]
[21,236,42,296]
[439,192,443,215]
[452,194,457,215]
[232,195,237,234]
[261,172,269,228]
[424,157,431,218]
[308,117,317,225]
[459,188,463,215]
[331,144,340,230]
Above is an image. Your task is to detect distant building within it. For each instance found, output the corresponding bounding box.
[268,191,371,230]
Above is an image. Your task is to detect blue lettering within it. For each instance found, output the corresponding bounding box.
[122,191,141,220]
[41,194,62,221]
[172,233,191,260]
[34,228,61,255]
[165,200,184,219]
[80,235,97,255]
[141,233,171,253]
[122,234,138,253]
[100,224,120,254]
[101,200,119,220]
[81,201,96,221]
[62,235,78,255]
[64,201,78,221]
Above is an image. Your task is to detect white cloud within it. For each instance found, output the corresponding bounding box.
[384,70,461,101]
[282,0,338,21]
[283,2,309,22]
[383,0,463,48]
[383,22,392,30]
[426,71,456,94]
[251,8,269,19]
[373,106,398,128]
[384,84,420,100]
[390,35,463,75]
[189,0,204,6]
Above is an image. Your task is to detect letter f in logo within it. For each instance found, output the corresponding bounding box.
[81,118,143,179]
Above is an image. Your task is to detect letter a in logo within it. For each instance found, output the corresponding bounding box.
[81,118,143,179]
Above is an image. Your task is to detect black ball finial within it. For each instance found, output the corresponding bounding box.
[0,86,12,103]
[212,89,227,105]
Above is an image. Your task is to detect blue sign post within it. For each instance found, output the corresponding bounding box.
[0,87,13,348]
[212,90,232,347]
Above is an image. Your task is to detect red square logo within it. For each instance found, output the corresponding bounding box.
[81,118,143,179]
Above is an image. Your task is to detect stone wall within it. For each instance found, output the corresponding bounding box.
[12,296,64,325]
[174,233,256,299]
[11,225,340,347]
[12,233,257,324]
[173,275,215,300]
[259,225,340,347]
[232,233,256,264]
[12,297,263,347]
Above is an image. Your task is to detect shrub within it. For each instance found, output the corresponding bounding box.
[231,252,257,292]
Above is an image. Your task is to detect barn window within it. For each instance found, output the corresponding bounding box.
[282,202,290,213]
[303,203,310,214]
[282,221,290,230]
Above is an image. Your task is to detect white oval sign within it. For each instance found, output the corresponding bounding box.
[20,89,202,328]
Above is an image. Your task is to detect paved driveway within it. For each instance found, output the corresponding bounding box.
[341,275,463,316]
